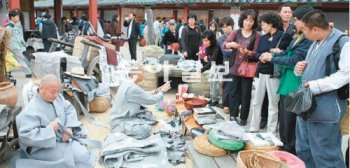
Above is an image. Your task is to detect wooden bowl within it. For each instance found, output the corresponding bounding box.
[184,98,207,110]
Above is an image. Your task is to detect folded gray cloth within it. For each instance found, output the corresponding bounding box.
[176,57,200,72]
[99,133,169,168]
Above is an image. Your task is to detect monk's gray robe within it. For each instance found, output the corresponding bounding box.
[110,80,163,139]
[10,93,95,168]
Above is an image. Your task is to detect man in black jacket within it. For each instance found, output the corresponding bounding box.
[124,12,141,60]
[40,13,58,52]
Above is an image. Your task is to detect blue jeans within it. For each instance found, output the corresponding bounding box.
[296,117,345,168]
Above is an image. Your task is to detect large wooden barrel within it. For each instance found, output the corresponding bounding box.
[137,65,159,91]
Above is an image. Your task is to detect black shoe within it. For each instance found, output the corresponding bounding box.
[209,101,218,106]
[238,119,247,126]
[230,117,237,121]
[25,74,32,78]
[259,120,267,129]
[216,103,224,109]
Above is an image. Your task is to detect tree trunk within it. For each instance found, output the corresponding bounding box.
[146,7,156,45]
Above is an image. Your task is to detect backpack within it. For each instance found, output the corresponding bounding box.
[325,34,348,100]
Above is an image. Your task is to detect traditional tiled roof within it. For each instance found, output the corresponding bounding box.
[34,0,349,8]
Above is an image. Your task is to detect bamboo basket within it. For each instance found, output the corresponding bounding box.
[193,134,227,157]
[237,150,284,168]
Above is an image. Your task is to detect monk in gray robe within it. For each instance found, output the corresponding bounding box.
[110,65,171,139]
[10,74,95,168]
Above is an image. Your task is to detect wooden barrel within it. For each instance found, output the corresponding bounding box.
[137,65,159,91]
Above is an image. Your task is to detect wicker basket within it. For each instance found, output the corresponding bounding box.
[237,150,284,168]
[0,82,18,108]
[193,134,227,157]
[244,142,279,152]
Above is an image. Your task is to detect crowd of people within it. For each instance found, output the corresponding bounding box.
[122,4,349,167]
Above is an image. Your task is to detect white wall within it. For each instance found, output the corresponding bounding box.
[103,10,118,22]
[153,9,173,20]
[191,10,209,26]
[213,9,230,20]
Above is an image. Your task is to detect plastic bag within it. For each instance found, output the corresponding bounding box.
[284,88,317,121]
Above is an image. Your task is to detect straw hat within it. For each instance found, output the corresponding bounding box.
[64,67,92,80]
[237,150,285,168]
[193,134,227,157]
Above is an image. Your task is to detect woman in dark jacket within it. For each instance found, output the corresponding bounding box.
[106,14,123,51]
[200,30,223,106]
[181,13,202,60]
[249,12,292,133]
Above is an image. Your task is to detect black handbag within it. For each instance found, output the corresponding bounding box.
[284,88,317,121]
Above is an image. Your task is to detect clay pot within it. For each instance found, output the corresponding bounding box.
[0,82,18,108]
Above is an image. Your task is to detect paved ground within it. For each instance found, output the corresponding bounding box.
[0,42,263,168]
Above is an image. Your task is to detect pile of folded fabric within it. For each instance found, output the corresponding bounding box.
[99,133,169,168]
[177,57,201,72]
[143,57,160,65]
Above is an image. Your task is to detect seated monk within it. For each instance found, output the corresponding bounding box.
[110,65,171,139]
[10,74,95,168]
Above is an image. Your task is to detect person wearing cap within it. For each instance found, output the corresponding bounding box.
[293,10,349,167]
[259,5,314,154]
[163,19,179,54]
[11,74,95,168]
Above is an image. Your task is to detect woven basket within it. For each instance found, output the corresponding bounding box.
[237,150,284,168]
[0,82,18,108]
[244,142,279,152]
[89,96,110,113]
[193,134,227,157]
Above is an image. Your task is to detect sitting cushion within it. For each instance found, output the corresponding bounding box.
[193,134,227,157]
[208,129,245,151]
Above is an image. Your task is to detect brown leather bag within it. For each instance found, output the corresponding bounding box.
[237,61,258,78]
[139,38,146,47]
